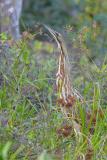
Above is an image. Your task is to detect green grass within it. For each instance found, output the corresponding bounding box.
[0,33,107,160]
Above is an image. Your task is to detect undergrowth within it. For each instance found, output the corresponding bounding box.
[0,31,107,160]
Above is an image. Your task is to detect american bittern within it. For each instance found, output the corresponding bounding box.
[35,24,83,117]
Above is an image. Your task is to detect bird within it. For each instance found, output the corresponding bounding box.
[35,24,84,118]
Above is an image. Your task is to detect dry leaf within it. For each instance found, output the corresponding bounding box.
[57,124,73,137]
[85,147,94,160]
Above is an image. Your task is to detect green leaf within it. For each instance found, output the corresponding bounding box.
[0,142,11,160]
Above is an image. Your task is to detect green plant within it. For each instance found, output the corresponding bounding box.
[0,25,107,159]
